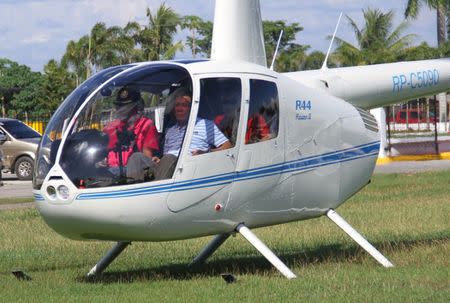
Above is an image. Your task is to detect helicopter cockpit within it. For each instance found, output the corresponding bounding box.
[34,61,282,198]
[33,63,194,190]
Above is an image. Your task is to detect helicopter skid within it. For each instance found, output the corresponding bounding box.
[189,233,231,267]
[87,241,131,277]
[327,209,394,267]
[237,223,297,279]
[191,225,299,280]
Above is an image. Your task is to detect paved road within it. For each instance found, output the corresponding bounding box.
[0,172,33,198]
[374,160,450,174]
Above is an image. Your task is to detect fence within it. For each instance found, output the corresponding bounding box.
[385,95,450,157]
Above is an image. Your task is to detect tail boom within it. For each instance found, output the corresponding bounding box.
[285,59,450,109]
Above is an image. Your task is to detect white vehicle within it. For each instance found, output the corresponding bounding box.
[33,0,450,279]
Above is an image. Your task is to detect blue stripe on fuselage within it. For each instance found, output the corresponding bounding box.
[34,194,45,201]
[76,141,380,200]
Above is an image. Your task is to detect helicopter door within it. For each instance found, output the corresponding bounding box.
[167,77,243,212]
[230,76,284,206]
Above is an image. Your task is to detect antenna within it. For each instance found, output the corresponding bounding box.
[321,12,343,70]
[270,30,284,71]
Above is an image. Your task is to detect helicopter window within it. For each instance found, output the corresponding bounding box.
[189,78,240,156]
[33,65,134,190]
[59,65,193,188]
[245,79,279,144]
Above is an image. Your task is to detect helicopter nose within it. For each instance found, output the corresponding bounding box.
[34,188,175,241]
[35,198,87,240]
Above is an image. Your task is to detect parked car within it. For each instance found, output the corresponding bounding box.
[0,118,41,180]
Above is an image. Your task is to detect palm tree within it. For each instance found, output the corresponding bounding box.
[139,4,183,61]
[61,38,90,85]
[333,8,415,66]
[93,25,135,68]
[62,23,108,81]
[122,21,144,63]
[404,0,448,46]
[89,22,112,72]
[182,15,203,58]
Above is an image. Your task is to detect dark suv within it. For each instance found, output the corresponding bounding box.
[0,118,41,180]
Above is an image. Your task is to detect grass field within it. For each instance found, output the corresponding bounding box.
[0,197,33,205]
[0,170,449,302]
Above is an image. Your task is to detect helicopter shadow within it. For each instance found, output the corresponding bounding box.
[80,233,448,284]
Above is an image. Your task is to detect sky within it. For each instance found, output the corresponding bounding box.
[0,0,437,72]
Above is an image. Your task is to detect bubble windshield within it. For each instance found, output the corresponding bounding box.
[58,64,192,188]
[33,65,134,190]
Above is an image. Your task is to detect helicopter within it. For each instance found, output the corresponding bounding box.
[33,0,450,279]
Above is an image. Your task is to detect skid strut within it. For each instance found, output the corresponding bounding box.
[87,241,131,277]
[236,223,297,279]
[327,209,394,268]
[190,233,231,266]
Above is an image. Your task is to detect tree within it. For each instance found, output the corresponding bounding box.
[89,22,114,71]
[194,20,213,57]
[62,37,90,85]
[438,40,450,56]
[0,58,45,117]
[405,0,448,46]
[303,51,334,70]
[139,4,183,61]
[62,21,143,83]
[121,21,145,63]
[447,4,450,41]
[182,15,203,58]
[263,20,309,72]
[333,8,415,66]
[180,17,215,58]
[263,20,309,71]
[397,42,440,60]
[275,45,308,72]
[41,59,76,113]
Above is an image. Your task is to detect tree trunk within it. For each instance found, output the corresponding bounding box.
[437,6,446,46]
[1,97,5,118]
[192,28,196,58]
[446,2,450,41]
[87,34,92,79]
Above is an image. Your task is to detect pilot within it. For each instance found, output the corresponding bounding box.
[151,88,232,179]
[103,86,159,181]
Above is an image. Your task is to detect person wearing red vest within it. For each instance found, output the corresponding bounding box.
[103,86,159,181]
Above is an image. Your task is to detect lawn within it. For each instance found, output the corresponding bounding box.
[0,197,34,205]
[0,170,449,302]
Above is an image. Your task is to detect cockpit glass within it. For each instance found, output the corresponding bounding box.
[33,65,134,190]
[58,64,192,188]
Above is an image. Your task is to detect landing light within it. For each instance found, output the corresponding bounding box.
[46,186,56,200]
[57,185,70,200]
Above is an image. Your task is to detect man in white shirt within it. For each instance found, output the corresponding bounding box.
[155,92,231,173]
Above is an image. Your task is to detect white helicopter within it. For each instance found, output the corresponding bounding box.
[33,0,450,279]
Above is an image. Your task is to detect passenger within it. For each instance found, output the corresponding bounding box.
[262,97,279,139]
[152,90,232,179]
[214,92,240,145]
[103,86,159,181]
[245,113,270,144]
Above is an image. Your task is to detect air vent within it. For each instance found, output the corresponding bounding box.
[355,107,378,133]
[49,176,63,180]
